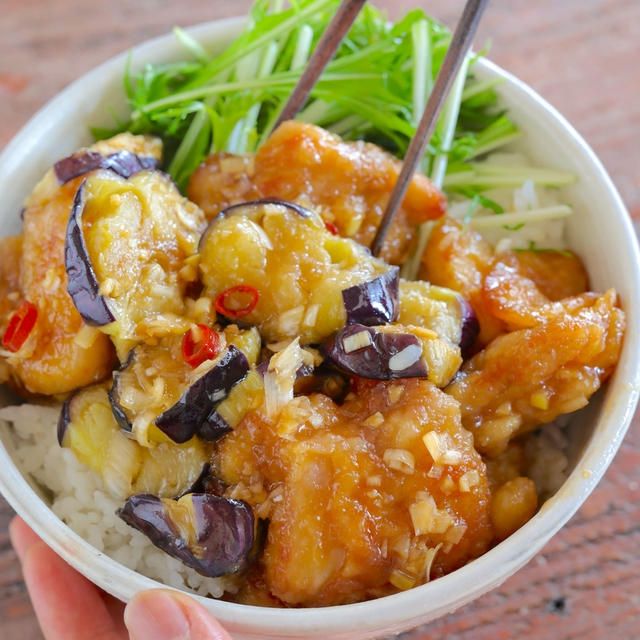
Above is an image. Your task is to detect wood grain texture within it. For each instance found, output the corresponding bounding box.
[0,2,638,639]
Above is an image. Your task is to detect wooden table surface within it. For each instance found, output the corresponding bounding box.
[1,1,639,639]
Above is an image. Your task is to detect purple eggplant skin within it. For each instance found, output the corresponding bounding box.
[108,385,133,433]
[324,324,428,380]
[57,390,75,446]
[458,296,480,359]
[54,150,159,184]
[198,198,313,251]
[155,346,250,443]
[198,412,232,442]
[65,182,116,326]
[108,351,135,432]
[342,267,399,327]
[220,198,313,220]
[117,493,255,577]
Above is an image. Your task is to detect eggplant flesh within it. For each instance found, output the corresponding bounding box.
[64,169,204,358]
[58,382,209,499]
[398,280,479,356]
[204,369,266,433]
[198,196,395,345]
[117,493,255,577]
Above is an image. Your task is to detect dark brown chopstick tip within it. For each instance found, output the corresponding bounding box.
[371,0,490,257]
[274,0,367,130]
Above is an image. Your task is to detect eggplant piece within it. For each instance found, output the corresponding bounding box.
[458,296,480,358]
[117,493,254,577]
[342,267,399,326]
[54,150,159,184]
[22,132,163,212]
[65,182,116,326]
[110,328,258,446]
[64,169,205,358]
[204,369,265,432]
[155,346,250,443]
[58,382,137,498]
[326,324,427,379]
[58,382,209,499]
[198,199,314,253]
[325,323,462,386]
[199,196,396,344]
[197,413,232,444]
[398,280,479,357]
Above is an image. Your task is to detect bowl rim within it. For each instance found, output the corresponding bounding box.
[1,16,639,638]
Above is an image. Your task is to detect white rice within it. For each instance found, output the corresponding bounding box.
[447,152,569,252]
[0,403,240,598]
[524,419,571,500]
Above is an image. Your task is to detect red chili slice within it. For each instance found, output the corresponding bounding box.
[182,324,221,368]
[2,301,38,353]
[324,221,339,235]
[214,285,260,318]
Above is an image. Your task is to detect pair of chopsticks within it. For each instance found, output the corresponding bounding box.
[275,0,490,255]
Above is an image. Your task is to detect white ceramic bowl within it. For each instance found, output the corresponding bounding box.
[1,18,639,640]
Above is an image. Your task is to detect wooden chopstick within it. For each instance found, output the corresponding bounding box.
[273,0,367,128]
[371,0,490,257]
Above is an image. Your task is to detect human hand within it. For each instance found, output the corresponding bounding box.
[10,516,233,640]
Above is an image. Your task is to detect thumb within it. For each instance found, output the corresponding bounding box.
[124,589,233,640]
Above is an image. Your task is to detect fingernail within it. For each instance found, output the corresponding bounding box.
[125,590,190,640]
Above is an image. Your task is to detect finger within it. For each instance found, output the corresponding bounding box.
[11,518,125,640]
[9,515,40,561]
[99,590,127,638]
[125,589,233,640]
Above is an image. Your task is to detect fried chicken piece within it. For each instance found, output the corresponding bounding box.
[10,177,116,395]
[482,252,591,330]
[215,380,492,607]
[189,121,446,265]
[422,217,593,345]
[510,249,588,301]
[0,236,22,385]
[446,289,625,456]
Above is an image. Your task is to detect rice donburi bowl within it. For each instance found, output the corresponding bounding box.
[0,6,639,639]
